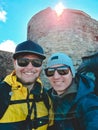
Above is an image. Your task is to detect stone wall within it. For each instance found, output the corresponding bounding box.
[0,50,13,79]
[0,8,98,87]
[27,8,98,67]
[27,8,98,87]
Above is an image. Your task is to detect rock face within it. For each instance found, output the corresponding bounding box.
[27,8,98,87]
[0,50,13,79]
[27,8,98,68]
[0,8,98,87]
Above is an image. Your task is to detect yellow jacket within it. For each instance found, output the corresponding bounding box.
[0,71,54,130]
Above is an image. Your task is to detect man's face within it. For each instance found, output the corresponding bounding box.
[14,54,43,85]
[46,64,73,95]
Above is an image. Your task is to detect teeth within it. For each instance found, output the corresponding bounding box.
[24,72,34,74]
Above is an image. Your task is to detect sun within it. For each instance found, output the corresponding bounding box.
[54,2,65,16]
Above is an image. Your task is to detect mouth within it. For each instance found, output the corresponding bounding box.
[54,80,64,83]
[53,81,62,85]
[23,71,36,75]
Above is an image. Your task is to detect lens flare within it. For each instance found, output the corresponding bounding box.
[54,2,65,16]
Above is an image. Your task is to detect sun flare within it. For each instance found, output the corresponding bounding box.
[54,2,65,16]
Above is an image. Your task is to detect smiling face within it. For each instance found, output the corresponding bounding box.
[14,54,43,86]
[47,64,73,95]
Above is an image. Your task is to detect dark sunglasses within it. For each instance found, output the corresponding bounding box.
[17,58,43,67]
[44,65,70,77]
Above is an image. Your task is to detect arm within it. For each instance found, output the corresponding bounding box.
[77,52,98,74]
[0,82,11,118]
[77,94,98,130]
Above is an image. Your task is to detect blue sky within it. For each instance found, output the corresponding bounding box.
[0,0,98,52]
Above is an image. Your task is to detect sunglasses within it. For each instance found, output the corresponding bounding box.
[17,58,43,67]
[44,65,70,77]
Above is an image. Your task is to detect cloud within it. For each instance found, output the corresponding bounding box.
[0,40,16,52]
[0,9,7,22]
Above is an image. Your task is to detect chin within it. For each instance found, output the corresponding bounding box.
[23,81,34,85]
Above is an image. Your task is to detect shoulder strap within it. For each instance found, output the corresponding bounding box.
[66,103,82,130]
[42,88,50,111]
[31,82,50,111]
[26,83,50,129]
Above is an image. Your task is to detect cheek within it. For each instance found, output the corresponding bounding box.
[65,75,73,84]
[32,67,42,74]
[48,78,53,84]
[38,67,42,72]
[14,62,23,73]
[14,60,19,69]
[15,67,23,75]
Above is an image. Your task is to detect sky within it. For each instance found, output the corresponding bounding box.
[0,0,98,52]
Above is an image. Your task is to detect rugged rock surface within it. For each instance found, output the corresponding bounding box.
[0,50,13,79]
[0,8,98,87]
[27,8,98,67]
[27,8,98,87]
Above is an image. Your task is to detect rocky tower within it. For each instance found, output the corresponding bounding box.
[27,7,98,68]
[0,8,98,83]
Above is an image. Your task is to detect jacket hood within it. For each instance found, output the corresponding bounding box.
[74,74,95,103]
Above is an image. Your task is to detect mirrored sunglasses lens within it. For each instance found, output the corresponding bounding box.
[57,69,69,75]
[32,59,42,67]
[17,58,29,67]
[45,68,55,77]
[45,67,69,77]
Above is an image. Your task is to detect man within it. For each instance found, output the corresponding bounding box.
[0,40,54,130]
[44,52,98,130]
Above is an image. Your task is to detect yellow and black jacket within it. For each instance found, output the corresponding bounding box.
[0,72,54,130]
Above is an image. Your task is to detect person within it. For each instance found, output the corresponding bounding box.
[0,40,54,130]
[77,52,98,95]
[44,52,98,130]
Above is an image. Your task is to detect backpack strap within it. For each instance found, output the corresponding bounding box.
[66,104,82,130]
[31,82,50,111]
[42,88,50,111]
[26,82,50,129]
[66,92,94,130]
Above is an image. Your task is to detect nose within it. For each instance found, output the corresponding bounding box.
[53,70,61,79]
[26,62,34,68]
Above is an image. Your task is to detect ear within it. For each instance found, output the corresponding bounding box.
[13,59,17,67]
